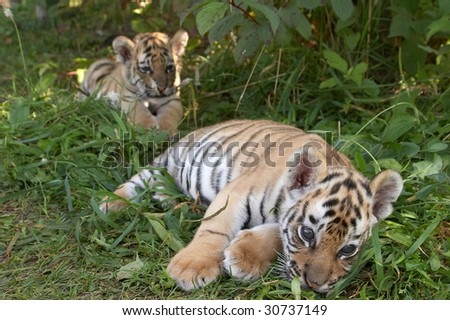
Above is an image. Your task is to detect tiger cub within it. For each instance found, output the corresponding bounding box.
[80,30,189,133]
[101,120,403,292]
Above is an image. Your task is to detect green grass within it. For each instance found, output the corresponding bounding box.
[0,1,449,300]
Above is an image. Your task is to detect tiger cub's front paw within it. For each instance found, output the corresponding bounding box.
[99,196,127,213]
[139,115,159,130]
[167,246,223,291]
[223,229,274,281]
[99,184,135,213]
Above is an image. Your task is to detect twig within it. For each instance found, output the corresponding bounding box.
[203,72,288,97]
[273,48,283,102]
[236,45,265,111]
[228,0,260,25]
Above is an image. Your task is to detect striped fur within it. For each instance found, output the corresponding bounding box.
[101,120,403,292]
[80,30,188,133]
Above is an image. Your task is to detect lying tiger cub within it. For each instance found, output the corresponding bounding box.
[101,120,403,292]
[80,30,188,133]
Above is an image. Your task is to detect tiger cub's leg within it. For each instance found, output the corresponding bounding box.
[167,183,247,291]
[223,223,282,281]
[100,169,156,212]
[154,100,183,133]
[123,101,158,130]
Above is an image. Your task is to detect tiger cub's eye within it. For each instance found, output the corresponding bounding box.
[339,244,357,257]
[165,64,175,73]
[299,226,315,242]
[139,65,152,74]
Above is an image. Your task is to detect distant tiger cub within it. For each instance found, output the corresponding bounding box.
[101,120,403,292]
[80,30,189,133]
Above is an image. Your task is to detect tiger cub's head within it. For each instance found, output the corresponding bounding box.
[279,147,403,293]
[112,30,189,98]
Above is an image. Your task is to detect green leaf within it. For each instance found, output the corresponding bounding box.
[208,13,244,43]
[423,142,448,153]
[399,142,420,158]
[319,77,339,89]
[330,0,354,21]
[248,2,280,34]
[117,256,145,280]
[295,12,312,40]
[279,6,311,40]
[389,14,413,38]
[429,254,441,272]
[381,112,417,142]
[346,62,368,86]
[361,79,380,97]
[323,49,348,74]
[8,98,30,126]
[377,158,403,172]
[146,216,185,252]
[426,15,450,41]
[180,0,217,26]
[195,2,228,36]
[439,0,450,15]
[412,154,443,179]
[234,23,261,64]
[291,276,302,299]
[354,151,367,172]
[401,39,428,75]
[415,184,437,200]
[344,31,360,51]
[385,231,412,247]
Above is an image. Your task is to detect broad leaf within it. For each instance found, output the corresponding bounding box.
[323,49,348,74]
[426,14,450,41]
[180,0,217,26]
[248,2,280,34]
[330,0,354,21]
[208,13,244,43]
[279,6,311,39]
[381,112,417,142]
[377,158,403,172]
[196,2,228,36]
[8,98,30,126]
[412,154,443,179]
[389,14,413,38]
[361,79,380,97]
[346,62,368,86]
[234,23,261,64]
[117,256,144,280]
[146,216,185,252]
[319,77,339,89]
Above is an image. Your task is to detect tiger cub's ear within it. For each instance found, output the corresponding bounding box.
[170,30,189,61]
[369,170,403,225]
[112,36,135,66]
[287,147,328,192]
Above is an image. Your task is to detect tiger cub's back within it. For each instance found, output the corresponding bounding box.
[157,119,353,205]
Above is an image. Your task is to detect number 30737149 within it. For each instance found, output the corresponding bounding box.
[263,304,327,316]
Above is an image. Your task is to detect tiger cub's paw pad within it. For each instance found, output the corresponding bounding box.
[167,247,223,291]
[223,230,271,281]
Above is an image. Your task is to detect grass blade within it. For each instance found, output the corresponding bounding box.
[109,213,140,251]
[371,227,384,285]
[64,175,74,212]
[90,197,120,230]
[405,215,442,258]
